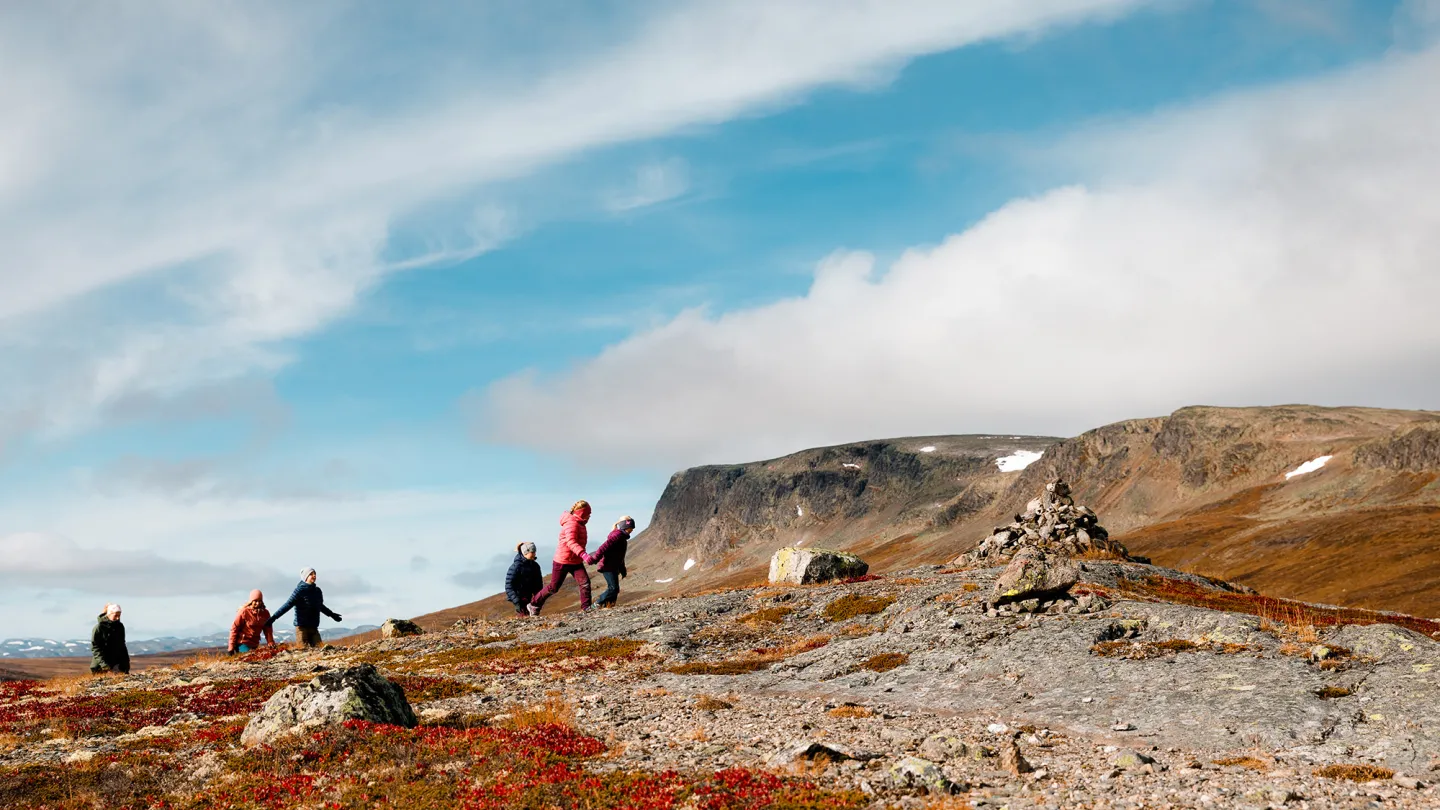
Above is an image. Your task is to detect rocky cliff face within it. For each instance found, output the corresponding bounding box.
[626,406,1440,616]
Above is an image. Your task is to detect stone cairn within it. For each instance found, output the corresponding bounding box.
[964,477,1133,565]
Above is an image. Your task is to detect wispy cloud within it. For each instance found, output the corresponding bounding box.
[0,0,1150,449]
[605,158,691,212]
[480,43,1440,465]
[0,533,288,597]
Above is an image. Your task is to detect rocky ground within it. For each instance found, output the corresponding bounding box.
[3,561,1440,808]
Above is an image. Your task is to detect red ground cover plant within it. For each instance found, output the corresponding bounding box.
[0,718,865,810]
[0,678,289,740]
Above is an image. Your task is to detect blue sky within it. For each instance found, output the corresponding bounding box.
[2,0,1438,639]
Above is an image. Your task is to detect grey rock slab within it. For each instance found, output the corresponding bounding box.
[241,664,416,747]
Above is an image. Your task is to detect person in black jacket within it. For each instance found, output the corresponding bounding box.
[90,603,130,675]
[505,542,543,617]
[265,568,342,648]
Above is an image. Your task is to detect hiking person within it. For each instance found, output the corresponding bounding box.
[90,603,130,675]
[228,589,275,655]
[528,500,593,615]
[505,542,544,616]
[586,516,635,608]
[265,568,342,648]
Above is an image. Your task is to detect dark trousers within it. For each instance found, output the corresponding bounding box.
[596,571,621,607]
[510,595,534,615]
[530,562,591,611]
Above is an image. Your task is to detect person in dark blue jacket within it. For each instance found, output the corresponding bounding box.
[505,542,544,617]
[265,568,342,648]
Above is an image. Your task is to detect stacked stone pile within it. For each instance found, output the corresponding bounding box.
[963,477,1135,564]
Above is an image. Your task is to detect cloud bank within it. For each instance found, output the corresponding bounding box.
[481,45,1440,465]
[0,533,287,597]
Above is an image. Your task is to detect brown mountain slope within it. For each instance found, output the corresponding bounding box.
[383,405,1440,635]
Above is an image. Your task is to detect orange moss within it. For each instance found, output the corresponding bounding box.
[1213,756,1269,772]
[737,606,794,625]
[858,653,908,673]
[1314,763,1395,782]
[827,704,874,718]
[822,594,895,622]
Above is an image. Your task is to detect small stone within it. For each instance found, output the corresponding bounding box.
[1000,739,1033,775]
[1113,749,1156,769]
[1111,722,1135,731]
[241,664,416,747]
[766,739,877,766]
[1394,773,1426,790]
[889,756,957,794]
[918,733,971,762]
[63,750,96,764]
[1082,697,1094,703]
[987,723,1009,734]
[1309,645,1333,662]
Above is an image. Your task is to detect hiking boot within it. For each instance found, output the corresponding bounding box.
[526,604,539,617]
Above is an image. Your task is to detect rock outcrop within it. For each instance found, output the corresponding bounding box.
[241,664,416,746]
[380,619,423,639]
[768,547,868,585]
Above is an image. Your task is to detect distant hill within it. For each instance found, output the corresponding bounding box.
[0,626,380,659]
[384,405,1440,631]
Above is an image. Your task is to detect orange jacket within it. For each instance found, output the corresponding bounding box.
[229,605,275,651]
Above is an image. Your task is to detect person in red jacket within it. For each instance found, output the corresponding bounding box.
[228,589,275,654]
[528,500,593,615]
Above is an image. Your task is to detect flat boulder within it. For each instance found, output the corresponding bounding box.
[380,618,424,638]
[992,547,1079,606]
[768,547,869,585]
[241,664,416,747]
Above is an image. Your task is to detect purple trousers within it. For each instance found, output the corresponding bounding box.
[530,562,592,611]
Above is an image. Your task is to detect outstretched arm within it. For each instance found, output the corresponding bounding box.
[266,586,300,627]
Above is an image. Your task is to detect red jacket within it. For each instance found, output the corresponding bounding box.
[554,510,590,565]
[229,605,275,651]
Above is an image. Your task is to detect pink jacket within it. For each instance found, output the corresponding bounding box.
[554,510,590,565]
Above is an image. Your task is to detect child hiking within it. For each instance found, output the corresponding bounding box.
[528,500,592,615]
[228,589,275,654]
[586,515,635,608]
[265,568,343,648]
[505,542,544,616]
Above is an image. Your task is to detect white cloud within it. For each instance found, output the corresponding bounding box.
[481,45,1440,465]
[0,0,1146,447]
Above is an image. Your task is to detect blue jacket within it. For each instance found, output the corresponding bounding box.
[505,553,544,605]
[267,581,340,629]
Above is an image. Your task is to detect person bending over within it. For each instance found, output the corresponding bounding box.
[228,589,276,654]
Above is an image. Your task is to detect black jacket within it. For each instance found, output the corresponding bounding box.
[505,553,544,604]
[90,614,130,673]
[267,581,340,629]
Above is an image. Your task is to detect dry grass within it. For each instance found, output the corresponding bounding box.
[42,673,97,698]
[1316,685,1353,699]
[1116,575,1440,636]
[693,695,733,711]
[858,653,909,673]
[1314,763,1395,782]
[1213,756,1269,772]
[737,606,794,625]
[1074,548,1133,562]
[827,704,874,718]
[685,726,711,742]
[501,695,574,730]
[1091,639,1255,660]
[822,594,896,622]
[668,635,830,676]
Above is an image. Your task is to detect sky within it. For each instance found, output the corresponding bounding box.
[2,0,1438,639]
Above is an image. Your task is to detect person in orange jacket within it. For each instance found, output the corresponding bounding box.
[228,589,276,654]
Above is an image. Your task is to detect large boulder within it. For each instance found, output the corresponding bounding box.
[768,547,869,585]
[241,664,416,747]
[380,618,424,638]
[992,547,1079,606]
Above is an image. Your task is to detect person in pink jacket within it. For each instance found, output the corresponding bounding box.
[528,500,593,615]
